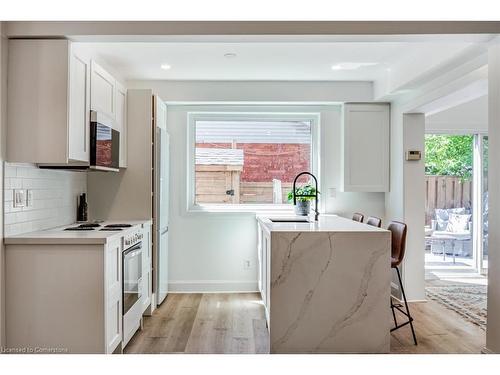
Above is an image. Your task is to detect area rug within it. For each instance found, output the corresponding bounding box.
[425,285,487,330]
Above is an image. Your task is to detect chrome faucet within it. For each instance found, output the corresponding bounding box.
[292,172,319,221]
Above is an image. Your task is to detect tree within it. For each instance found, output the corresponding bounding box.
[425,135,473,180]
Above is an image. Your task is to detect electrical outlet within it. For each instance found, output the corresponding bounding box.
[329,188,337,198]
[26,190,33,207]
[13,189,26,208]
[243,260,252,270]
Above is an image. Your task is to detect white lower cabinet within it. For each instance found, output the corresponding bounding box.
[5,240,123,353]
[4,223,152,354]
[105,238,123,353]
[141,223,153,314]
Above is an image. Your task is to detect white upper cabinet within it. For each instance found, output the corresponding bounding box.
[115,81,128,168]
[90,61,116,120]
[342,103,390,192]
[91,60,128,168]
[7,40,90,164]
[68,52,91,162]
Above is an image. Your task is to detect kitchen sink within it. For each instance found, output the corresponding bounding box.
[269,218,311,223]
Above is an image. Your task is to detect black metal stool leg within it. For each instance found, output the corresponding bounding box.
[396,267,418,345]
[390,297,398,327]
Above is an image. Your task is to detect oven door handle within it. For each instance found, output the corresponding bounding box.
[123,243,142,256]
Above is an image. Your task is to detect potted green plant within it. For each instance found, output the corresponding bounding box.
[287,184,319,216]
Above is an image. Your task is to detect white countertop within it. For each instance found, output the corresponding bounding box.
[257,214,389,233]
[4,220,152,245]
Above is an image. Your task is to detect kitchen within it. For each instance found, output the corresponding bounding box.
[0,25,497,357]
[0,37,393,354]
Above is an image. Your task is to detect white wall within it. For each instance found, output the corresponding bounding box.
[88,89,153,222]
[426,95,488,134]
[386,105,426,301]
[486,42,500,354]
[0,21,7,346]
[402,114,426,301]
[126,80,381,292]
[127,80,373,103]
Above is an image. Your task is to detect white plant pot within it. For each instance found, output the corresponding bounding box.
[294,200,310,216]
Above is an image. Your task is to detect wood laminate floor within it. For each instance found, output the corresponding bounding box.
[124,292,485,354]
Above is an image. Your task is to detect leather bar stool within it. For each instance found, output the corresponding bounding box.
[388,221,417,345]
[366,216,382,228]
[352,212,364,222]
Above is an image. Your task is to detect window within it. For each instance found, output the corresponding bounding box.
[188,112,318,210]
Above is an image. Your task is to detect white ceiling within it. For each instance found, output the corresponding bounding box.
[78,40,481,82]
[426,95,488,132]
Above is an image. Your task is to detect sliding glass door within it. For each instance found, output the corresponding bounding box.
[472,134,489,274]
[482,135,489,273]
[424,133,487,276]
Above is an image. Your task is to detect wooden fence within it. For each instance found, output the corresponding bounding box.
[195,165,242,204]
[196,168,293,205]
[425,175,472,225]
[240,182,292,204]
[196,171,473,218]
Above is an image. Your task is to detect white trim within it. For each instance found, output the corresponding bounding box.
[188,204,295,214]
[390,281,400,291]
[425,128,488,135]
[165,101,344,106]
[185,107,321,214]
[168,280,259,293]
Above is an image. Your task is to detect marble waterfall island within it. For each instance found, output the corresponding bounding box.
[256,215,392,353]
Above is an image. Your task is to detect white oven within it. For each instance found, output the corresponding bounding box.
[122,230,145,346]
[123,241,143,315]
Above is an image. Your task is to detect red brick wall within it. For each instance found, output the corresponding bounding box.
[196,143,310,183]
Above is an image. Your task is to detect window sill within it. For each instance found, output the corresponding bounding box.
[187,204,297,215]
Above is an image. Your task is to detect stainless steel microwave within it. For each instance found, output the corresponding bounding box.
[90,110,120,172]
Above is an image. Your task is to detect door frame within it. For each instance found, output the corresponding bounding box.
[472,134,489,274]
[424,132,488,274]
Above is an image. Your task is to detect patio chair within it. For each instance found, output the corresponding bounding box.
[430,208,472,259]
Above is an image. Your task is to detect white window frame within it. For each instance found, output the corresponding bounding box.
[186,110,321,213]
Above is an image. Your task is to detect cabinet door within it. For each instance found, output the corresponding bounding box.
[116,82,127,167]
[342,103,390,192]
[7,39,69,163]
[105,238,122,353]
[91,61,116,120]
[141,225,153,313]
[68,51,90,162]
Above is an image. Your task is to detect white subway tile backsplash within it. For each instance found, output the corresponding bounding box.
[3,163,87,236]
[4,212,17,225]
[4,165,17,178]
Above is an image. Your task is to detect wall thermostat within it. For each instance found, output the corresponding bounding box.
[406,150,422,161]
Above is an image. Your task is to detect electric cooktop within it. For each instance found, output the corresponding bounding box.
[64,223,133,231]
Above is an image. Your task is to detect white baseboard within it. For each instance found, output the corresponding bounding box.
[482,346,496,354]
[168,280,259,293]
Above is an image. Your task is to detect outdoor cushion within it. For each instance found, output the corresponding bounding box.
[447,213,471,233]
[435,208,466,230]
[432,230,471,240]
